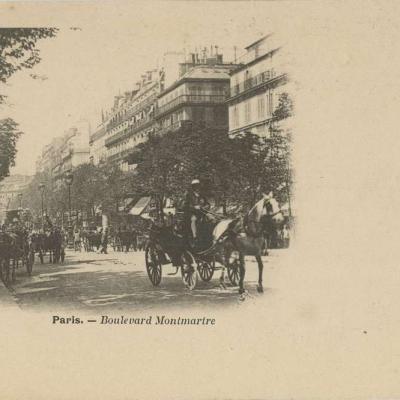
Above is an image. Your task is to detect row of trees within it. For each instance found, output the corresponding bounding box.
[19,92,293,224]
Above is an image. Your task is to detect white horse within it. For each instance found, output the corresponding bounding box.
[217,192,284,295]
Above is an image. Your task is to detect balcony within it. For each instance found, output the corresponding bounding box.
[157,120,193,135]
[229,70,287,99]
[105,117,154,148]
[155,94,227,118]
[107,148,132,163]
[106,95,157,131]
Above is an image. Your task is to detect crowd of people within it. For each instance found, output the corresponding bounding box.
[71,224,147,255]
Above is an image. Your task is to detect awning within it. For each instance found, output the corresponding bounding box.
[128,196,151,216]
[118,197,135,212]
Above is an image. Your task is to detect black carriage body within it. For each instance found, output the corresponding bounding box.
[149,225,186,267]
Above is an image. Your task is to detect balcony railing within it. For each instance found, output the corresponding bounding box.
[155,94,227,118]
[158,120,193,134]
[105,117,154,148]
[107,148,132,163]
[230,70,277,97]
[106,95,157,131]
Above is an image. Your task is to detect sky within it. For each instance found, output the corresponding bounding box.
[0,1,301,176]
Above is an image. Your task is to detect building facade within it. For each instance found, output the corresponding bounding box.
[0,175,32,223]
[35,123,90,186]
[89,121,107,165]
[227,34,289,137]
[35,137,64,175]
[88,52,187,171]
[90,49,238,170]
[155,63,234,135]
[103,71,160,171]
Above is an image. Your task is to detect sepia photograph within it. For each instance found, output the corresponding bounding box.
[0,10,293,311]
[1,1,400,399]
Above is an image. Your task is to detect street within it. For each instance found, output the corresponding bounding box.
[7,247,288,312]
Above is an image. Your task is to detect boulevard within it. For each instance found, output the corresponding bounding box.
[7,247,288,312]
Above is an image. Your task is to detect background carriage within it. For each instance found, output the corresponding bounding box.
[30,230,65,265]
[0,231,35,284]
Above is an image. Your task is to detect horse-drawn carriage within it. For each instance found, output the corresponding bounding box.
[30,231,65,264]
[0,230,35,284]
[144,193,284,294]
[81,229,101,252]
[144,208,243,291]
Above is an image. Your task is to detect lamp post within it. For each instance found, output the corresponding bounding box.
[65,172,74,248]
[65,172,74,226]
[38,183,45,229]
[57,200,66,229]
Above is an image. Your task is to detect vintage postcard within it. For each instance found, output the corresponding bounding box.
[0,1,399,399]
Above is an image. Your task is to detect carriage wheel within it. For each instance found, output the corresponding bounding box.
[227,251,241,286]
[145,244,162,286]
[26,251,34,275]
[197,260,214,282]
[181,251,197,290]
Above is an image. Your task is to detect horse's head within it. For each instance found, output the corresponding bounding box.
[262,192,284,225]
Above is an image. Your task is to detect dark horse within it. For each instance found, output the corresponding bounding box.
[0,231,15,283]
[31,230,64,264]
[83,230,101,252]
[0,230,34,283]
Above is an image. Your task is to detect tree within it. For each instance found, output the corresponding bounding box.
[0,28,58,103]
[131,126,265,217]
[69,163,105,218]
[132,132,185,221]
[98,161,129,215]
[0,118,23,181]
[266,91,294,206]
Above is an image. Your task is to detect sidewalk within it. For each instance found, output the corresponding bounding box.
[0,279,20,310]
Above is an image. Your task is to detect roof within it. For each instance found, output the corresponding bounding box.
[230,47,281,75]
[159,65,232,97]
[245,34,272,50]
[181,66,231,80]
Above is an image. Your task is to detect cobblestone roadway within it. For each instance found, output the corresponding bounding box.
[7,248,287,312]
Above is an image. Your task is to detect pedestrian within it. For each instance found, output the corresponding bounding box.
[131,227,138,252]
[282,224,290,248]
[166,212,174,228]
[100,227,109,254]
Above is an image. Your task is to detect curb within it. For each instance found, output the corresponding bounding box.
[0,279,20,310]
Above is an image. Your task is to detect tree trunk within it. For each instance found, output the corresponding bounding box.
[222,198,227,216]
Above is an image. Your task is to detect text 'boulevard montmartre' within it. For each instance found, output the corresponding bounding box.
[100,315,216,325]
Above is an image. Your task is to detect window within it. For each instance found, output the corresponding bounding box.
[257,96,265,119]
[233,106,239,127]
[244,100,251,124]
[267,90,274,116]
